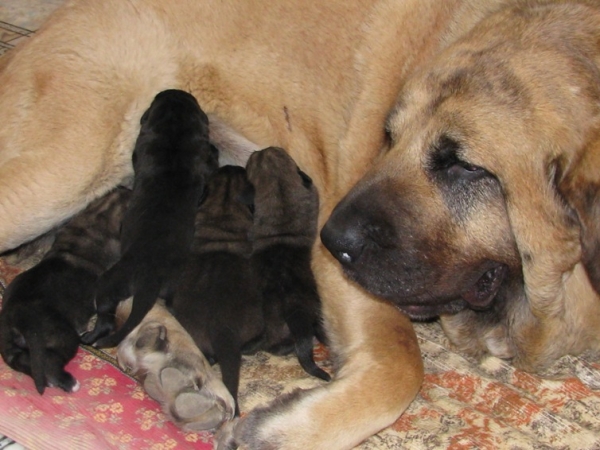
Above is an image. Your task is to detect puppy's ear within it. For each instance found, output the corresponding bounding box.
[238,182,255,214]
[558,138,600,294]
[197,185,210,207]
[140,108,150,125]
[298,169,313,188]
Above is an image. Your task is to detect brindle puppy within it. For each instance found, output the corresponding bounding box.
[0,188,130,394]
[246,147,330,382]
[83,89,219,348]
[170,165,261,416]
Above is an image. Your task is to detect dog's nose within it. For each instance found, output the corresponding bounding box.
[320,213,366,265]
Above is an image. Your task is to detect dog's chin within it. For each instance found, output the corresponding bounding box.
[342,262,508,321]
[396,301,469,321]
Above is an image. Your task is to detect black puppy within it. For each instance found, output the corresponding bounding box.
[83,89,219,348]
[170,165,262,416]
[246,147,330,382]
[0,188,130,394]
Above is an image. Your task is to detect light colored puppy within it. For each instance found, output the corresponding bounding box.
[116,300,235,431]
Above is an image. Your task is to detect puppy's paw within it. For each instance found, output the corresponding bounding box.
[80,314,115,346]
[47,370,80,394]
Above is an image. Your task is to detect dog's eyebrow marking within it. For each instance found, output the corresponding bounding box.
[428,57,530,114]
[385,98,406,140]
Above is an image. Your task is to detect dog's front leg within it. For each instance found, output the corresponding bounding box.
[227,244,423,449]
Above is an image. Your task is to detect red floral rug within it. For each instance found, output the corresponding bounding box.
[1,256,600,449]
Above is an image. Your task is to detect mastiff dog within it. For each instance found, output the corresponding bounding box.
[1,0,600,448]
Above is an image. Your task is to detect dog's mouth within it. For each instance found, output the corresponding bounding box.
[396,263,507,320]
[460,264,507,310]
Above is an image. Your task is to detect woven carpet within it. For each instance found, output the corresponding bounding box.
[1,254,600,450]
[1,3,600,449]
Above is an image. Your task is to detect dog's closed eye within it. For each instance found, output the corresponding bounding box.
[430,135,490,183]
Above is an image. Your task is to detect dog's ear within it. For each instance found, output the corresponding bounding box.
[197,185,210,207]
[140,108,150,125]
[298,169,313,189]
[238,182,255,214]
[500,157,581,318]
[558,137,600,294]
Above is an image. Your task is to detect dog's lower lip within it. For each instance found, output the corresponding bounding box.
[397,304,448,320]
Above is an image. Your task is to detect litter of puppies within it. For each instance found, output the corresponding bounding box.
[0,89,329,431]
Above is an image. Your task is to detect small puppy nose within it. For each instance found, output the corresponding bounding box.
[320,218,365,265]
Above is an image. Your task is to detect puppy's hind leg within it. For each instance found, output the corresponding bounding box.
[210,327,243,417]
[285,307,331,382]
[94,275,161,348]
[82,263,132,345]
[26,326,80,394]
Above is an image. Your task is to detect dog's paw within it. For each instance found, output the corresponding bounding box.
[47,371,80,394]
[220,389,309,450]
[80,313,115,346]
[214,418,240,450]
[154,365,236,431]
[174,388,232,431]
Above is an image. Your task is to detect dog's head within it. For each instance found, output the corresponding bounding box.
[193,165,254,255]
[246,147,319,248]
[321,4,600,368]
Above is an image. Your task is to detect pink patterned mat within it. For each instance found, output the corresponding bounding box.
[0,348,213,450]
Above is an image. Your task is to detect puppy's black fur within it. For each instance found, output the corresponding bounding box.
[83,89,218,348]
[246,147,330,382]
[170,165,261,416]
[0,188,130,394]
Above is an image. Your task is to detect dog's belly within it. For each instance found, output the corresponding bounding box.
[0,0,366,250]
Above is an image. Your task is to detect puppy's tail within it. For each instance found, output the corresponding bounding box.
[286,307,331,382]
[26,329,49,394]
[94,277,161,348]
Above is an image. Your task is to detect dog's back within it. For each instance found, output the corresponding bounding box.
[84,90,219,348]
[246,147,329,381]
[171,165,260,415]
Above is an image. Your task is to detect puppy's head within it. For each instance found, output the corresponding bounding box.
[134,89,218,180]
[321,3,600,367]
[246,147,319,247]
[0,302,80,394]
[193,165,254,255]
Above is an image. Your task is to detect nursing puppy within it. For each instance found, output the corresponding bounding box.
[0,188,130,394]
[83,89,219,348]
[116,300,236,431]
[170,165,261,416]
[247,147,330,382]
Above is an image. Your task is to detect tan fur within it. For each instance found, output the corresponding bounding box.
[1,0,599,447]
[353,1,600,372]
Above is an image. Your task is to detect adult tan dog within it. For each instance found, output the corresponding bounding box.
[1,0,600,448]
[320,0,600,375]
